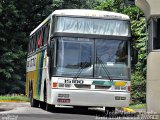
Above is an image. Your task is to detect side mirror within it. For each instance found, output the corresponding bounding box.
[47,44,51,57]
[132,48,138,65]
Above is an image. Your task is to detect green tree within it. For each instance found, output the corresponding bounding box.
[0,0,26,93]
[0,0,53,94]
[52,0,100,9]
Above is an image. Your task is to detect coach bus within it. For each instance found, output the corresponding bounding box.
[136,0,160,113]
[26,9,134,112]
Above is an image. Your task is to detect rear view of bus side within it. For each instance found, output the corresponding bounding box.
[26,9,132,112]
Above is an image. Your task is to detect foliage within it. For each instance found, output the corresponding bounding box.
[52,0,100,9]
[132,18,147,75]
[0,0,26,94]
[129,103,146,109]
[131,72,146,104]
[0,0,53,94]
[95,0,125,12]
[0,94,29,102]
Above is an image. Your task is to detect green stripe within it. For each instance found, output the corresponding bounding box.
[92,81,113,86]
[36,50,45,99]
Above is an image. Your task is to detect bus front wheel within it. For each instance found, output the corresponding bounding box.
[29,87,39,107]
[42,84,55,111]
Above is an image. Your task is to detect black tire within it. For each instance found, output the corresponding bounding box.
[43,83,55,111]
[29,87,39,107]
[40,89,47,109]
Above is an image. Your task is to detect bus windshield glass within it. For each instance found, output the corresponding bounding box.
[55,17,131,36]
[54,37,129,80]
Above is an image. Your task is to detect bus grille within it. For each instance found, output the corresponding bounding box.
[74,84,91,89]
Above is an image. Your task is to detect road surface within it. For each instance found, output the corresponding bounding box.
[0,102,158,120]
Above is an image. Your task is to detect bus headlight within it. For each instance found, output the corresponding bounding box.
[114,81,128,91]
[57,83,71,88]
[115,86,127,90]
[58,83,64,88]
[64,84,71,88]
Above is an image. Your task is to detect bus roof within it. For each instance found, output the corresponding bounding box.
[52,9,130,20]
[30,9,130,36]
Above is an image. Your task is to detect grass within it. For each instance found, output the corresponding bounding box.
[0,94,29,102]
[129,104,146,109]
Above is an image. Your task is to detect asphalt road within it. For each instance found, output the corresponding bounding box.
[0,102,157,120]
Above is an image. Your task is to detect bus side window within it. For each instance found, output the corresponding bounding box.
[37,32,40,48]
[30,39,32,53]
[33,35,36,51]
[32,36,35,51]
[36,32,38,50]
[46,24,49,44]
[44,23,50,45]
[40,30,43,47]
[38,30,44,48]
[28,38,31,53]
[42,28,45,46]
[31,39,34,52]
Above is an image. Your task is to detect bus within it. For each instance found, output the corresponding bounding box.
[26,9,134,112]
[136,0,160,113]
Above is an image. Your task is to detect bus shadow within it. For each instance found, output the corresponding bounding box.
[48,107,137,118]
[49,107,105,116]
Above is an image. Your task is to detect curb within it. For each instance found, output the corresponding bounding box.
[121,107,136,113]
[0,100,28,102]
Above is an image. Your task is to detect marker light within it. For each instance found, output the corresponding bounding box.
[114,81,126,87]
[128,86,131,92]
[52,82,57,88]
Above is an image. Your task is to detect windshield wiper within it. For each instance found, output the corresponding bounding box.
[96,56,113,82]
[73,62,90,79]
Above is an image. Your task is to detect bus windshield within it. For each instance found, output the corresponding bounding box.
[55,17,130,36]
[54,37,129,80]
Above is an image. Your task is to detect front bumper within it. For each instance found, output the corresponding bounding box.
[50,89,130,107]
